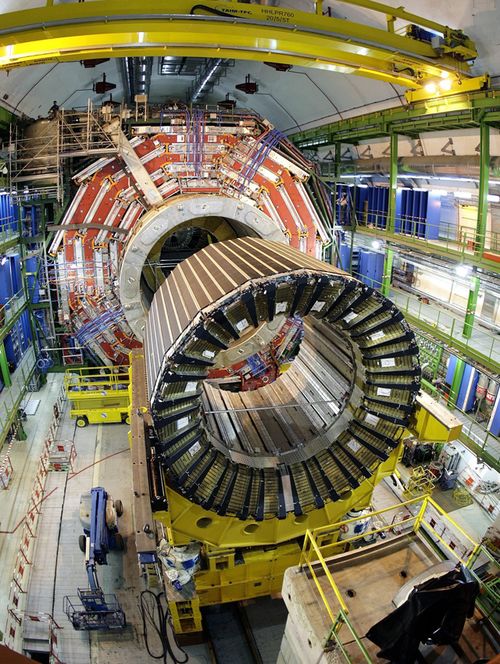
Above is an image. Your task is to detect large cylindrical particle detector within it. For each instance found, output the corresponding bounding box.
[145,237,420,520]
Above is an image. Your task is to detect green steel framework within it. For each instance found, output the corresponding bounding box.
[294,90,500,474]
[290,90,500,147]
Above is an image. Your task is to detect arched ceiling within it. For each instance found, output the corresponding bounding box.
[0,0,498,134]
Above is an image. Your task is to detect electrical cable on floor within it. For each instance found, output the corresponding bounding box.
[140,590,189,664]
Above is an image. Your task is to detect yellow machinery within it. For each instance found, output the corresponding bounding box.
[128,350,462,637]
[0,0,485,102]
[65,366,130,427]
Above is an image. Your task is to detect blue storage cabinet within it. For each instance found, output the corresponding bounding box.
[0,193,16,235]
[488,391,500,437]
[357,249,384,289]
[354,186,369,225]
[426,191,441,240]
[457,364,479,412]
[337,243,352,271]
[9,253,22,295]
[445,354,457,385]
[0,257,14,305]
[395,189,441,239]
[368,187,388,229]
[445,356,479,412]
[20,310,32,350]
[355,187,388,229]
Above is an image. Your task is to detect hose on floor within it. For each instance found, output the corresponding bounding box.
[140,590,189,664]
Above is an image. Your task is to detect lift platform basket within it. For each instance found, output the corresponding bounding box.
[63,592,126,630]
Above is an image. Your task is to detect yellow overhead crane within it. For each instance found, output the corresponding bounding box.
[0,0,487,102]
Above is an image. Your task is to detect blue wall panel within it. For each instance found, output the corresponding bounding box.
[488,392,500,437]
[337,243,351,271]
[456,365,479,412]
[445,355,458,385]
[0,259,13,304]
[357,249,384,289]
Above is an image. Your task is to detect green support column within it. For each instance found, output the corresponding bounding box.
[381,246,394,296]
[448,358,465,409]
[16,421,27,441]
[0,343,11,388]
[330,142,341,266]
[463,274,480,339]
[476,122,490,255]
[387,132,398,234]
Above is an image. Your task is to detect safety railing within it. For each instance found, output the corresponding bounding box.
[345,207,500,265]
[3,384,68,656]
[342,251,499,370]
[390,289,499,369]
[338,248,499,369]
[0,346,36,449]
[299,495,483,662]
[4,436,53,653]
[0,438,15,489]
[467,545,500,632]
[0,216,20,249]
[64,365,130,392]
[1,289,27,330]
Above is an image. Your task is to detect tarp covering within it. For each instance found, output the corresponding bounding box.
[366,564,479,663]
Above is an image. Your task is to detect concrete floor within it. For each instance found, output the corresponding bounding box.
[0,372,64,638]
[0,381,212,663]
[0,377,497,663]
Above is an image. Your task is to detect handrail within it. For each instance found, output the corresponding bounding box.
[301,530,349,615]
[308,493,425,537]
[299,495,485,662]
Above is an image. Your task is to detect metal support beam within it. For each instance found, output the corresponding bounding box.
[476,122,490,255]
[462,274,480,339]
[104,120,163,207]
[291,90,500,149]
[330,143,341,267]
[381,246,394,297]
[0,1,478,95]
[0,343,12,388]
[387,133,398,234]
[448,357,465,409]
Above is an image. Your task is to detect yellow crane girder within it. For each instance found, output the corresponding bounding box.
[0,0,484,100]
